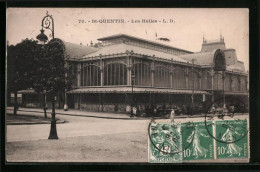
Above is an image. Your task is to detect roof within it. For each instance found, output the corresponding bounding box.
[179,50,216,65]
[221,92,248,96]
[63,41,98,59]
[98,34,193,54]
[81,43,188,63]
[18,89,37,94]
[67,87,211,95]
[227,64,245,72]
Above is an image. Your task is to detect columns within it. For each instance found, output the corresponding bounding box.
[77,63,81,87]
[199,70,202,90]
[211,69,214,103]
[185,68,188,89]
[170,71,173,88]
[151,56,155,87]
[170,59,174,88]
[127,55,131,86]
[100,55,104,87]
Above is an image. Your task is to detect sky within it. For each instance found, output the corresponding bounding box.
[6,8,249,70]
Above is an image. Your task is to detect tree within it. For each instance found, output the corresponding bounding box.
[7,39,40,115]
[32,38,74,139]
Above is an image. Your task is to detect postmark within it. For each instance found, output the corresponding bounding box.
[204,96,248,144]
[215,119,249,159]
[148,122,182,163]
[182,121,214,161]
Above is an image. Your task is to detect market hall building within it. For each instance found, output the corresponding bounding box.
[17,34,249,114]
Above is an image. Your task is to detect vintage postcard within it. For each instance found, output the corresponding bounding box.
[6,8,249,163]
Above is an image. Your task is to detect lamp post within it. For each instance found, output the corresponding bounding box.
[222,71,226,109]
[131,69,135,117]
[64,72,68,111]
[43,89,47,118]
[36,11,58,139]
[191,59,195,115]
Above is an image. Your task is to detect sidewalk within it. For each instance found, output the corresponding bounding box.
[6,107,131,120]
[6,107,206,120]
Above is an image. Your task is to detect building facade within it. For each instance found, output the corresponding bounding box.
[17,34,249,114]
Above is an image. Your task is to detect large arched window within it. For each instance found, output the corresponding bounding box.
[201,71,212,90]
[188,71,199,90]
[172,69,186,89]
[231,77,240,91]
[214,49,226,71]
[104,63,127,85]
[133,63,151,86]
[154,66,170,88]
[80,64,101,86]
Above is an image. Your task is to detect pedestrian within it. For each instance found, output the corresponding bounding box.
[154,106,157,116]
[133,106,137,117]
[170,109,175,123]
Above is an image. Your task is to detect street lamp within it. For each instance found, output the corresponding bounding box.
[42,89,47,118]
[36,11,58,139]
[36,11,54,43]
[131,69,135,117]
[191,59,195,115]
[64,72,68,111]
[36,29,48,44]
[222,71,226,109]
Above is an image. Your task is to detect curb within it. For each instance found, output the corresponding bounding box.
[7,108,206,121]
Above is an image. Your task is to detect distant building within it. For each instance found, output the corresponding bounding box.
[17,34,248,113]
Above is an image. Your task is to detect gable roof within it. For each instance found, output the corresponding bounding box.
[81,43,188,63]
[98,34,193,54]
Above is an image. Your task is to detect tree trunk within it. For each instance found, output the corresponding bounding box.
[42,94,47,118]
[13,91,18,115]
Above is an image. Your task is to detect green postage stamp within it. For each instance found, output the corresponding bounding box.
[181,121,214,161]
[149,122,182,163]
[215,119,248,159]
